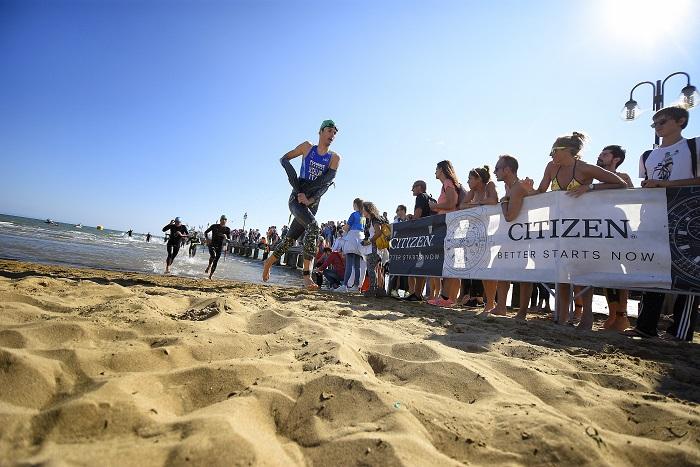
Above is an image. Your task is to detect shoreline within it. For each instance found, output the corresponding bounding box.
[1,259,698,466]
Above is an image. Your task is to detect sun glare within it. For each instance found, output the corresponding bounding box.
[599,0,692,49]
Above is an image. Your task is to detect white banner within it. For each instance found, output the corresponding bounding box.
[443,189,672,289]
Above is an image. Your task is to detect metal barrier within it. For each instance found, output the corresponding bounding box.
[229,242,303,268]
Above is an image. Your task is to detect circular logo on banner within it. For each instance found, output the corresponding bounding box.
[667,188,700,291]
[443,210,489,276]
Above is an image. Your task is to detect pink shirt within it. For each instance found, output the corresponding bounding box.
[437,179,457,214]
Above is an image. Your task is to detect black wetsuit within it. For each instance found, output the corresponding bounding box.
[188,234,201,257]
[205,224,231,274]
[163,223,188,266]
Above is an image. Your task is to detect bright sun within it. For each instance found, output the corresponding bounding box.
[599,0,693,49]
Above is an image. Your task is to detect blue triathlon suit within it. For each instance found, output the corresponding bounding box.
[300,145,332,182]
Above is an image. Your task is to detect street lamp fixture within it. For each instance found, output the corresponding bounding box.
[621,71,697,146]
[680,84,699,108]
[620,98,640,120]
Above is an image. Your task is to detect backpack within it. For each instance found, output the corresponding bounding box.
[641,137,698,180]
[375,220,392,250]
[426,194,439,216]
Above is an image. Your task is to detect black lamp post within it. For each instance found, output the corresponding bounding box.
[621,71,698,146]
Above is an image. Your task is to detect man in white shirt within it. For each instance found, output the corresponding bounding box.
[626,106,700,341]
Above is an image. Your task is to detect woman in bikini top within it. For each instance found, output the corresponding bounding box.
[550,159,584,191]
[533,131,629,328]
[535,132,628,197]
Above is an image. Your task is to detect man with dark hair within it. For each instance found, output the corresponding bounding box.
[597,145,634,330]
[204,215,231,279]
[624,106,700,341]
[403,180,433,302]
[262,120,341,289]
[394,204,408,222]
[490,154,534,319]
[314,246,345,290]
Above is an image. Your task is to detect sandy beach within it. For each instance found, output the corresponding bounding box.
[0,259,698,466]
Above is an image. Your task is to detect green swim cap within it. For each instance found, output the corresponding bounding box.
[320,119,337,131]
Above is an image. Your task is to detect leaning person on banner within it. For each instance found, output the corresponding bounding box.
[457,165,500,311]
[596,144,635,331]
[427,160,462,307]
[624,105,700,342]
[489,154,537,318]
[532,132,627,329]
[403,180,434,302]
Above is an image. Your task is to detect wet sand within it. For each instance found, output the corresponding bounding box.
[0,259,698,466]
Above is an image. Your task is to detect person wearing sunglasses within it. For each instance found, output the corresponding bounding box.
[531,132,627,329]
[485,154,536,319]
[624,106,700,342]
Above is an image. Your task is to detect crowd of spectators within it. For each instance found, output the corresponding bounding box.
[272,106,699,342]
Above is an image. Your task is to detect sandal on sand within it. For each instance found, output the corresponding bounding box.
[620,328,655,338]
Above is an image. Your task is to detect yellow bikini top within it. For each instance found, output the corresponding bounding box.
[551,160,584,191]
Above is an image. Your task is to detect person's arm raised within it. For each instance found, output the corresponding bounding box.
[535,162,553,194]
[482,182,499,205]
[501,183,527,222]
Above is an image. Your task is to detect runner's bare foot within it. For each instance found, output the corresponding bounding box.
[262,256,277,282]
[491,307,508,316]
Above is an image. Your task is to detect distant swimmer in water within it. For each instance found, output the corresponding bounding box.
[204,215,231,279]
[162,217,188,274]
[262,120,341,289]
[145,232,151,242]
[127,229,133,238]
[188,231,201,257]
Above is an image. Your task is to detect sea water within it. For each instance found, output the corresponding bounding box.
[0,214,298,286]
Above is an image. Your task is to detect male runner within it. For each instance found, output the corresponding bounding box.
[262,120,341,289]
[162,217,188,274]
[204,215,231,279]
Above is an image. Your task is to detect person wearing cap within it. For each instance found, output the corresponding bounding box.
[204,215,231,279]
[162,217,189,274]
[262,119,341,289]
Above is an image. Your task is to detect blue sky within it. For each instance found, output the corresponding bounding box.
[2,0,699,235]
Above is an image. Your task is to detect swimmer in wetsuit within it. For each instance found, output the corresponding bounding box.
[262,120,341,289]
[188,231,201,257]
[205,215,231,279]
[162,217,189,274]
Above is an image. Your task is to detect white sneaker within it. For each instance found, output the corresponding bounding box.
[346,286,359,293]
